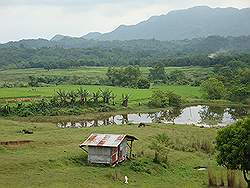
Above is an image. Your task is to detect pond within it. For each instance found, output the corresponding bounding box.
[57,105,248,128]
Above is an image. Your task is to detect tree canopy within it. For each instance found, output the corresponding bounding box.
[216,118,250,187]
[201,78,226,100]
[1,36,250,69]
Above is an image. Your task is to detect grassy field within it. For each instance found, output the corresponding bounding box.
[0,66,213,84]
[0,85,202,105]
[1,66,246,187]
[0,118,246,188]
[0,66,209,106]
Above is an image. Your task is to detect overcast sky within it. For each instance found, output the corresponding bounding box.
[0,0,249,43]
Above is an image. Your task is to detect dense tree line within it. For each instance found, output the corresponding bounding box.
[201,60,250,103]
[1,36,250,69]
[106,66,150,89]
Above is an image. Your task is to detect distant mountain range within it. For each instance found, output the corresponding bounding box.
[0,6,250,45]
[79,6,250,41]
[1,6,250,46]
[81,32,102,40]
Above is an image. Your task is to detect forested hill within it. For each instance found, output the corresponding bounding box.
[2,35,250,51]
[0,36,250,69]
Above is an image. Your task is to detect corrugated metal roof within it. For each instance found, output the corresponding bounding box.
[80,133,131,147]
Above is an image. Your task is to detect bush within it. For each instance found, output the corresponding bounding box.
[130,160,147,172]
[148,90,182,107]
[168,93,182,107]
[149,133,169,163]
[229,86,249,103]
[137,77,150,89]
[106,66,141,88]
[201,77,226,100]
[148,65,166,81]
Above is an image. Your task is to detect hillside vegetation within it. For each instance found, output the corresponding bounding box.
[1,36,250,69]
[0,119,247,188]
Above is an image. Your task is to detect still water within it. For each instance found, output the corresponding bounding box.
[57,105,248,128]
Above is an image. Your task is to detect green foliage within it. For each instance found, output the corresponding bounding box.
[215,118,250,186]
[149,133,170,163]
[77,88,90,104]
[0,88,120,117]
[1,118,233,188]
[1,36,250,69]
[130,160,149,173]
[106,66,142,88]
[229,86,249,103]
[121,94,129,107]
[167,70,189,85]
[149,91,168,107]
[201,78,226,100]
[28,75,68,86]
[99,89,112,104]
[149,65,166,81]
[137,77,150,89]
[149,90,182,107]
[168,93,182,107]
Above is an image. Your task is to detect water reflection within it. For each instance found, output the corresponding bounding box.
[57,105,248,128]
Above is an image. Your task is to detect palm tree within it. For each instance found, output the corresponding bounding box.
[92,91,101,104]
[111,93,117,105]
[68,91,77,105]
[56,89,68,106]
[122,94,129,107]
[100,89,112,104]
[0,105,11,116]
[77,88,90,104]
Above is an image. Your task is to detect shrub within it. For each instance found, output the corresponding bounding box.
[137,77,150,89]
[229,86,249,103]
[130,160,147,172]
[149,133,169,163]
[201,77,226,100]
[148,90,182,107]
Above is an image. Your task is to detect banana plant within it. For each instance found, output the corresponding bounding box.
[100,89,112,104]
[68,91,77,105]
[56,89,68,105]
[110,93,117,105]
[92,91,101,104]
[77,88,90,104]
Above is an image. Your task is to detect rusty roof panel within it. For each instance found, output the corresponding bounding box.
[80,133,127,147]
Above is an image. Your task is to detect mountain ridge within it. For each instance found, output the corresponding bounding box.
[1,6,250,44]
[92,6,250,41]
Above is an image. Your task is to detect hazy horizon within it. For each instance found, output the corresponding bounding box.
[1,0,250,43]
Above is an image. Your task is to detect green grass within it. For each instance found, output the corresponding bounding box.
[0,66,208,105]
[0,118,246,188]
[0,84,202,101]
[0,66,213,84]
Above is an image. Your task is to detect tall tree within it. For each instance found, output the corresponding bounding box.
[216,118,250,187]
[149,64,166,81]
[201,78,226,100]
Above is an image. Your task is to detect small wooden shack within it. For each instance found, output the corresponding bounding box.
[79,133,138,164]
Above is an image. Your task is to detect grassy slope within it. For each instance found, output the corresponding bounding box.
[0,119,246,188]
